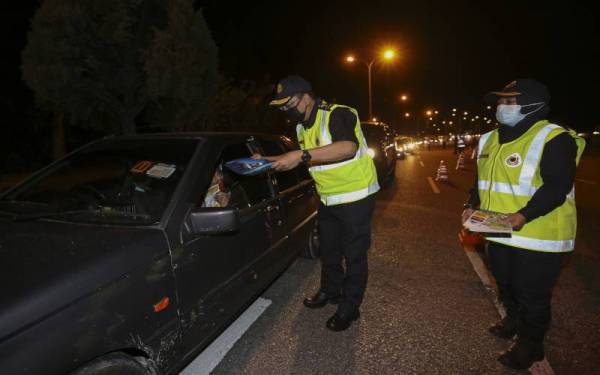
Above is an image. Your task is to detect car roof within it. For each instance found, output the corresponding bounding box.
[105,131,289,142]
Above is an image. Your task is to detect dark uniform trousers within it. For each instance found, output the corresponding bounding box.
[318,194,376,315]
[488,242,564,343]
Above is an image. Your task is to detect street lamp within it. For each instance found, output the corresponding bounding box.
[345,48,396,119]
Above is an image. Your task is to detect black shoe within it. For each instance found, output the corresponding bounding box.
[488,317,517,340]
[303,291,341,309]
[325,310,360,332]
[498,338,544,370]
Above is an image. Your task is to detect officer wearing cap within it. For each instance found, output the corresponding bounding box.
[260,75,379,331]
[462,79,585,369]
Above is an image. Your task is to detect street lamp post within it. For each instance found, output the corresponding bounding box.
[346,49,396,119]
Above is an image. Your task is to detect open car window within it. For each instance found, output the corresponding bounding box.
[198,142,273,209]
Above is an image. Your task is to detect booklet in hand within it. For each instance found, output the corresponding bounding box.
[225,158,274,176]
[463,209,512,238]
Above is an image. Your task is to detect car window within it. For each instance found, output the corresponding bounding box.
[215,142,273,206]
[260,139,299,192]
[1,138,199,224]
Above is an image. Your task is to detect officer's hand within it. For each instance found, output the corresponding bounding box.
[251,153,263,160]
[462,208,474,224]
[505,213,527,231]
[272,150,302,171]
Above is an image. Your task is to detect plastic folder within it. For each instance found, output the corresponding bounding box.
[224,158,274,176]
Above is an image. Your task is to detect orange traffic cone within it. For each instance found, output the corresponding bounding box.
[456,153,465,170]
[436,160,449,181]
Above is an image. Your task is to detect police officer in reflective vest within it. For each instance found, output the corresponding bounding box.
[263,75,379,331]
[462,79,585,369]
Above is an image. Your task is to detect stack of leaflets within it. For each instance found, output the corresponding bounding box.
[225,158,274,176]
[464,209,513,237]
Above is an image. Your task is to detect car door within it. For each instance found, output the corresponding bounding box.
[259,137,318,255]
[173,140,279,358]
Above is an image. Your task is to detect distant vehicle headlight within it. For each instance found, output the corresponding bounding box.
[367,148,376,158]
[406,143,414,150]
[397,146,404,152]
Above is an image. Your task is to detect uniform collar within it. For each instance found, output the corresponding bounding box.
[301,98,321,129]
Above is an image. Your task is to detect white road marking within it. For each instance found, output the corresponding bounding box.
[427,177,440,194]
[180,297,272,375]
[576,178,596,185]
[419,161,425,167]
[461,242,555,375]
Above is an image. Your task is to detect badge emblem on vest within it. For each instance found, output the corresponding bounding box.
[505,153,522,168]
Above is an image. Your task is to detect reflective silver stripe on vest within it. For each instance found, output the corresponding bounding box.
[477,131,493,161]
[491,235,575,252]
[323,180,380,206]
[479,124,575,199]
[308,108,370,172]
[519,124,560,191]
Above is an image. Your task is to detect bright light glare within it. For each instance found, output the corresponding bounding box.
[367,148,376,158]
[346,55,355,63]
[383,49,395,60]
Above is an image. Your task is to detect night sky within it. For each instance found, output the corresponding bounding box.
[2,1,599,133]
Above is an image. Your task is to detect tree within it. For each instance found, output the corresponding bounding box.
[22,0,218,139]
[144,0,218,131]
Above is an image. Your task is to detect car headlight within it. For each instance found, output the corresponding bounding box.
[367,148,376,158]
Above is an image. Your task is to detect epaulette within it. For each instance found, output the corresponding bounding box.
[318,101,334,111]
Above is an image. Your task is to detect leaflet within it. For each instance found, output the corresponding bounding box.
[464,209,512,237]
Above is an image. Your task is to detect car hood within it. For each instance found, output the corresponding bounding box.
[0,219,169,341]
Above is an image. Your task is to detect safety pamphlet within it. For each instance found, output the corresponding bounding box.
[225,158,274,176]
[464,209,512,237]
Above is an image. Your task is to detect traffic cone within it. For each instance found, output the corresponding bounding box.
[436,160,449,181]
[456,153,465,170]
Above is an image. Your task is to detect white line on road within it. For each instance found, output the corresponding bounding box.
[576,178,597,185]
[427,177,440,194]
[419,161,425,167]
[461,242,555,375]
[180,297,272,375]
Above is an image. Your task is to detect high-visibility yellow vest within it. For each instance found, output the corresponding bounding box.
[296,102,379,206]
[477,120,585,252]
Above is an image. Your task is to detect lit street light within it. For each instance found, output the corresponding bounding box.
[345,48,396,119]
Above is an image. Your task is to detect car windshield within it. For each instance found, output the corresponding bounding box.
[0,138,199,225]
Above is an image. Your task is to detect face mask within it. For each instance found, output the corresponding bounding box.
[496,102,544,127]
[285,107,305,123]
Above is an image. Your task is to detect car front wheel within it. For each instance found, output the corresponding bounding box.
[70,353,152,375]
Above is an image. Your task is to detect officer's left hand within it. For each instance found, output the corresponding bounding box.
[505,213,527,231]
[270,150,302,171]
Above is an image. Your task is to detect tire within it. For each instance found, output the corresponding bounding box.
[70,353,150,375]
[301,220,320,259]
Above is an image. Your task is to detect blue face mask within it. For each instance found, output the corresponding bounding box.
[496,102,544,127]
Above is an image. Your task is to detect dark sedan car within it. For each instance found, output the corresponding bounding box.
[0,133,319,375]
[360,121,396,186]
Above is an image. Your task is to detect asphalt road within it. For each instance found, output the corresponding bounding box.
[188,142,598,375]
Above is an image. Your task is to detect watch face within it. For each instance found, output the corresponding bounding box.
[302,151,311,162]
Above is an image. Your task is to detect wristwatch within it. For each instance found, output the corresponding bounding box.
[301,150,312,163]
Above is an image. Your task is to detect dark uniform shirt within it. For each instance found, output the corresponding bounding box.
[301,99,359,145]
[468,114,577,222]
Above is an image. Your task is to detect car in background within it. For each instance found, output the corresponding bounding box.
[394,135,417,159]
[360,121,396,186]
[0,132,319,375]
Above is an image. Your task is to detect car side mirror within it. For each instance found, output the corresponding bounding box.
[188,207,241,235]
